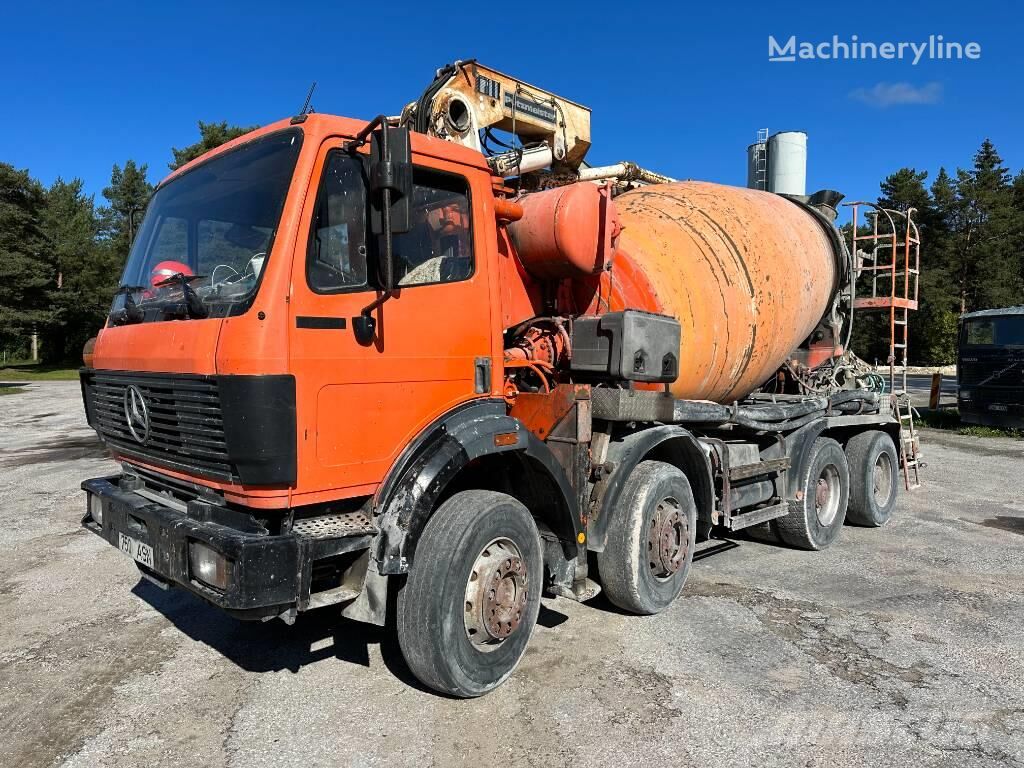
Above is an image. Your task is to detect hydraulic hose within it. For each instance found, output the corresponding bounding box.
[670,390,880,431]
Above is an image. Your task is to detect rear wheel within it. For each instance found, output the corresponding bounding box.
[396,490,542,698]
[775,437,849,550]
[598,460,696,615]
[845,430,899,527]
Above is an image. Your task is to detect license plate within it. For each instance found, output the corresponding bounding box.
[118,532,154,568]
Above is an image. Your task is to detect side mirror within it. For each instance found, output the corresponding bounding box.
[369,124,412,238]
[344,117,412,341]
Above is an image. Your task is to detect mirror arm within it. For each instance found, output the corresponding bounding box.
[379,123,395,292]
[349,114,408,344]
[343,114,390,154]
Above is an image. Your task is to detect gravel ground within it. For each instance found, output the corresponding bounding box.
[1,381,1022,768]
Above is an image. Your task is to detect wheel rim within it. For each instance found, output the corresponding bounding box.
[815,465,841,526]
[873,452,894,507]
[647,496,689,581]
[464,538,529,650]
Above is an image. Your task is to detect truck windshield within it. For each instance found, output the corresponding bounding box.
[110,128,303,323]
[962,316,1024,347]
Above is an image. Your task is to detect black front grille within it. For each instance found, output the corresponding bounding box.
[85,371,236,481]
[959,354,1024,404]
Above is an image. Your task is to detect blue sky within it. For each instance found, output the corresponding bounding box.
[2,0,1020,209]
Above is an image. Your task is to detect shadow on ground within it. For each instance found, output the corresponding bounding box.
[132,578,572,694]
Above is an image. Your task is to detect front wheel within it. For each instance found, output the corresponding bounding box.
[396,490,542,698]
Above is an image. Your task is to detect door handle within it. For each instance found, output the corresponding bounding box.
[296,316,347,330]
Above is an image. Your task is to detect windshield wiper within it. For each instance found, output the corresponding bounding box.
[108,285,147,326]
[154,272,210,319]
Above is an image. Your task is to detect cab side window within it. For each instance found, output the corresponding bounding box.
[393,170,473,287]
[307,152,369,293]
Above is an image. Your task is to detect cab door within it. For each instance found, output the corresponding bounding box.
[289,138,497,501]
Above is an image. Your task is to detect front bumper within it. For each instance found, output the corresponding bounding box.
[959,400,1024,430]
[82,476,301,619]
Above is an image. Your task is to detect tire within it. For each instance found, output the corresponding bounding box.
[845,430,899,527]
[598,460,697,615]
[396,490,542,698]
[775,437,849,550]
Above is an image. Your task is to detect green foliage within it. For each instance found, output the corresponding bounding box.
[864,140,1024,365]
[169,121,256,170]
[0,363,80,380]
[40,178,120,362]
[917,408,1024,438]
[0,117,253,362]
[0,163,52,353]
[98,160,153,270]
[914,304,959,364]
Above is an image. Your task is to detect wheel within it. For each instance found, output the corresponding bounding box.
[396,490,542,697]
[845,430,899,527]
[775,437,849,550]
[598,460,696,615]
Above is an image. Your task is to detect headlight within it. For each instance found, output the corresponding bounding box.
[960,390,972,400]
[88,494,104,525]
[189,541,232,590]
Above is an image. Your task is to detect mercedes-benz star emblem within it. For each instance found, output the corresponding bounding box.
[123,385,150,444]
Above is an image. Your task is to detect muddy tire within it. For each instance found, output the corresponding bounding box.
[598,460,696,615]
[845,430,899,527]
[396,490,542,698]
[775,437,849,550]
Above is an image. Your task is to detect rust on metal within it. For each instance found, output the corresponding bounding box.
[853,296,919,310]
[509,383,588,440]
[647,497,688,578]
[493,432,520,447]
[464,538,529,645]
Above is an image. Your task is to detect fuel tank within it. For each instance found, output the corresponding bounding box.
[567,181,842,402]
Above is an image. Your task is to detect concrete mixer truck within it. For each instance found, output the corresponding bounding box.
[78,61,920,697]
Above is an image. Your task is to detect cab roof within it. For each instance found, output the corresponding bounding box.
[962,305,1024,319]
[162,113,491,188]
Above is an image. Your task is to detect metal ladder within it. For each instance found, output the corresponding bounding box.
[753,128,768,191]
[846,202,923,490]
[894,394,921,489]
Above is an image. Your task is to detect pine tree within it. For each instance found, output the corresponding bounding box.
[169,121,256,170]
[98,160,153,271]
[878,168,933,222]
[911,167,961,363]
[0,163,52,357]
[1011,171,1024,296]
[41,178,118,361]
[940,140,1018,314]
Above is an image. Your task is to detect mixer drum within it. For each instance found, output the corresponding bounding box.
[584,181,840,402]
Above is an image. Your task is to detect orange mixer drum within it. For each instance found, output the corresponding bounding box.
[584,181,840,402]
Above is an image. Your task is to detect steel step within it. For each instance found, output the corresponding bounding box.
[292,510,376,539]
[725,501,789,531]
[306,584,360,610]
[728,457,790,481]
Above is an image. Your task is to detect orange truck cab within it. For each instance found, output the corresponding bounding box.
[81,114,592,692]
[80,67,913,697]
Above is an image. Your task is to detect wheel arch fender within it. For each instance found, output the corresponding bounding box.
[787,418,902,499]
[373,400,580,575]
[783,420,830,499]
[589,425,714,552]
